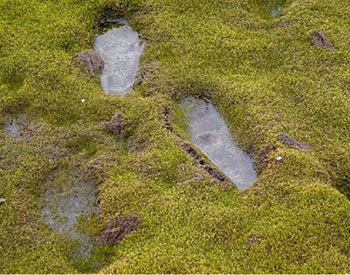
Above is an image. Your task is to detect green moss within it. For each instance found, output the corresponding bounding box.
[0,0,350,273]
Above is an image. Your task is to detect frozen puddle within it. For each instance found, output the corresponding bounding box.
[182,98,257,189]
[94,22,145,94]
[5,120,23,135]
[4,117,29,136]
[41,169,99,258]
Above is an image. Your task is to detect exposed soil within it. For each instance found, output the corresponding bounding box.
[309,30,335,51]
[75,50,104,76]
[248,235,264,244]
[279,134,313,151]
[101,112,127,135]
[99,213,142,246]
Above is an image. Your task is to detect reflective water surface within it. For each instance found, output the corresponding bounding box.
[41,169,99,257]
[182,97,257,189]
[94,23,144,94]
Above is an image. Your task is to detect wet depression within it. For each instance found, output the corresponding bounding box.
[182,97,257,189]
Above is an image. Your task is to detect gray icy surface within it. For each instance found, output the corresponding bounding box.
[94,24,144,95]
[41,169,99,257]
[182,97,257,189]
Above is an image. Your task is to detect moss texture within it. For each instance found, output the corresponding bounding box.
[0,0,350,273]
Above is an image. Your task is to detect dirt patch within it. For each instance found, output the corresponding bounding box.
[75,50,104,76]
[101,112,127,135]
[279,134,313,151]
[99,213,142,245]
[309,30,335,51]
[248,235,264,244]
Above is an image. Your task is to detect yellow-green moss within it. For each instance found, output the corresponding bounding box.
[0,0,350,273]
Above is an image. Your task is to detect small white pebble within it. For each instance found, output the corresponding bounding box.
[81,99,85,103]
[276,156,283,161]
[0,198,6,204]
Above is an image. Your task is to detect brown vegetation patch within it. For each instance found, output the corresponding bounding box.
[309,30,335,51]
[101,112,127,135]
[99,213,142,245]
[279,134,313,151]
[248,235,264,244]
[75,50,104,76]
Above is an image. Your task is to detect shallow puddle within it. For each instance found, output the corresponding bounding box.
[41,169,99,258]
[39,19,144,262]
[4,117,29,136]
[4,120,23,135]
[181,97,257,189]
[94,21,145,94]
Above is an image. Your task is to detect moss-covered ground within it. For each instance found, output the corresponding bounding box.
[1,0,350,273]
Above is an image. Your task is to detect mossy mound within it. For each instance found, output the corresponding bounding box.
[0,0,349,273]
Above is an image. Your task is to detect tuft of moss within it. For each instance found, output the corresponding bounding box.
[0,0,350,273]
